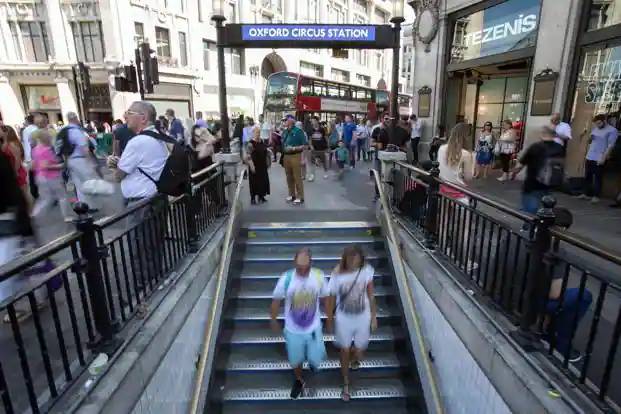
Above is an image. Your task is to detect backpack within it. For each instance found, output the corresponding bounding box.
[138,130,191,196]
[54,126,75,157]
[537,153,565,187]
[284,268,324,294]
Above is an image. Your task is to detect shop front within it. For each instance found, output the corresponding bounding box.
[442,0,541,149]
[20,84,64,124]
[565,0,621,197]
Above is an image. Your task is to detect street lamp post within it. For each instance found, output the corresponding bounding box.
[390,0,405,146]
[212,6,231,153]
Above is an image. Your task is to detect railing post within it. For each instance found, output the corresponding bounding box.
[186,183,200,253]
[511,195,556,349]
[424,161,440,249]
[73,203,121,354]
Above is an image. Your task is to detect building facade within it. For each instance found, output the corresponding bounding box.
[0,0,406,128]
[409,0,621,197]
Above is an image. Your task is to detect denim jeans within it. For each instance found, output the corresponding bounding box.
[584,160,604,197]
[521,190,547,215]
[545,288,593,354]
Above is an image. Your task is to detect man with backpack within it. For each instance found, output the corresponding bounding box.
[270,248,328,399]
[511,126,565,216]
[108,101,190,285]
[57,112,100,211]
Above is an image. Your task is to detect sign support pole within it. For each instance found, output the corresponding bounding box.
[390,16,405,146]
[213,14,231,154]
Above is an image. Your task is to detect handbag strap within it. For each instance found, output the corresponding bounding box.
[339,267,363,308]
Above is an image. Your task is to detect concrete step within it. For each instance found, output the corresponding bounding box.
[243,222,381,241]
[224,303,400,323]
[240,235,385,255]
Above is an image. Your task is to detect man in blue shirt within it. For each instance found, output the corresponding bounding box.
[578,114,618,203]
[342,115,357,168]
[63,112,99,210]
[166,108,185,143]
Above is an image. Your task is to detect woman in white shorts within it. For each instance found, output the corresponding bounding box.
[326,245,377,401]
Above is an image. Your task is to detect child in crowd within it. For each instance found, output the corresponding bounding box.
[335,140,349,180]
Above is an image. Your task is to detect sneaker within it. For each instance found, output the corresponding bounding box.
[293,199,304,205]
[308,175,315,182]
[286,196,294,202]
[591,197,600,204]
[497,175,507,182]
[323,174,329,179]
[576,194,589,200]
[569,350,583,363]
[290,379,305,399]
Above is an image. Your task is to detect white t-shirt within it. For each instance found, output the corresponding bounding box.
[554,122,572,146]
[260,121,272,140]
[22,124,37,163]
[410,119,422,138]
[272,269,328,334]
[118,128,169,199]
[328,264,374,317]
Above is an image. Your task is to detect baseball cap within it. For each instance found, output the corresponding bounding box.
[285,114,295,120]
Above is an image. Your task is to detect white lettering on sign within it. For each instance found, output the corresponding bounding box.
[464,14,538,47]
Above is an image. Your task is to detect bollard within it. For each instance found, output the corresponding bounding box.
[73,202,122,355]
[511,195,556,349]
[424,161,440,250]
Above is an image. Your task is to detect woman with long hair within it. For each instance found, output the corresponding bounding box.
[0,125,30,209]
[244,126,271,204]
[474,121,495,179]
[326,245,377,402]
[496,119,517,182]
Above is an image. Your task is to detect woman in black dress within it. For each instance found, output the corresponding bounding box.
[245,127,271,204]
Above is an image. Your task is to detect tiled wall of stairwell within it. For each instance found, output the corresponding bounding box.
[409,273,511,414]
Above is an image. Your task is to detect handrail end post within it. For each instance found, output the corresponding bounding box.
[424,162,441,249]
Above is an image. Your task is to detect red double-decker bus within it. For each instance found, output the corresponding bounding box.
[263,71,411,124]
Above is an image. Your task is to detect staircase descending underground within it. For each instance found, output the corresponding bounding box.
[207,222,426,413]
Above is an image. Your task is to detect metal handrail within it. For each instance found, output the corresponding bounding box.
[550,227,621,268]
[371,169,444,414]
[191,161,222,181]
[189,167,246,414]
[394,161,533,222]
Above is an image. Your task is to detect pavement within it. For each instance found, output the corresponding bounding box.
[469,172,621,256]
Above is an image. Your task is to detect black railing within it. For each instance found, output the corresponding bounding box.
[0,163,227,414]
[390,161,621,410]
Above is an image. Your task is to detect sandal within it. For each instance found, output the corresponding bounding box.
[341,383,351,402]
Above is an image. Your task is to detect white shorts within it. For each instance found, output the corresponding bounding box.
[334,311,371,350]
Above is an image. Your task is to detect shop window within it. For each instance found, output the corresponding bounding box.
[155,27,171,57]
[475,76,528,137]
[449,0,540,64]
[588,0,621,31]
[572,45,621,129]
[504,77,528,102]
[71,21,105,62]
[478,78,505,104]
[179,31,188,66]
[10,21,51,62]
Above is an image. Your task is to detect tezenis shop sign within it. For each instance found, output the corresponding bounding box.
[451,0,541,63]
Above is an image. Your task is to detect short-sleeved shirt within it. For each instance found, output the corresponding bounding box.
[168,118,185,142]
[65,124,90,159]
[343,122,357,145]
[118,127,169,199]
[21,124,37,163]
[260,121,272,140]
[328,264,374,316]
[554,122,572,146]
[308,126,327,150]
[391,126,410,148]
[272,269,328,334]
[587,125,618,162]
[113,124,136,155]
[372,126,390,149]
[519,140,565,193]
[32,144,60,179]
[282,126,307,148]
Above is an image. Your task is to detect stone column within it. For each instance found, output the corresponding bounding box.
[0,72,25,127]
[43,0,70,62]
[55,75,79,122]
[214,152,243,202]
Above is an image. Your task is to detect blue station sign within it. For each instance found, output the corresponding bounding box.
[241,25,376,42]
[222,24,395,49]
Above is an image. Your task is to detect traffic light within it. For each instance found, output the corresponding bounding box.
[124,65,138,92]
[139,42,159,94]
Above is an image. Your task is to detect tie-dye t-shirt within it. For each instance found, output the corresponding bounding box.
[272,269,328,334]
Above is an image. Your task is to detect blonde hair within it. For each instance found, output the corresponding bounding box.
[445,123,470,167]
[31,128,52,146]
[252,125,261,140]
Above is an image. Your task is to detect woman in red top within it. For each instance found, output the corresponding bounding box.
[0,125,31,211]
